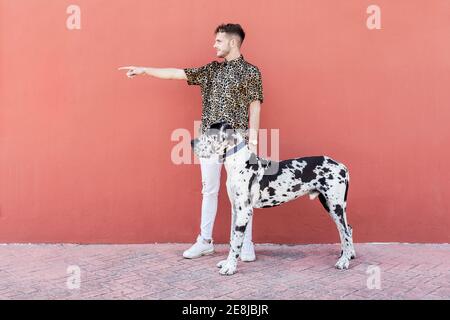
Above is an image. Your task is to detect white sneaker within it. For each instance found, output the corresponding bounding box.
[240,241,256,262]
[183,235,214,259]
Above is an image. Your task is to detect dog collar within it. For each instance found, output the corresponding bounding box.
[219,140,247,162]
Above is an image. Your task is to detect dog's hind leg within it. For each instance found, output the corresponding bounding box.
[320,179,355,269]
[342,178,356,260]
[330,203,354,269]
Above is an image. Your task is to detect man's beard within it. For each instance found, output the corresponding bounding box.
[217,50,230,58]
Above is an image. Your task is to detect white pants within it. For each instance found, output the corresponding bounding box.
[199,154,253,244]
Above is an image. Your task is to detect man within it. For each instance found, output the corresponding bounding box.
[118,23,264,262]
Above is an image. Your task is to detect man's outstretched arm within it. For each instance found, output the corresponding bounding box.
[118,66,187,80]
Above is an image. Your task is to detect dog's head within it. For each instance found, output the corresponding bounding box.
[191,121,241,159]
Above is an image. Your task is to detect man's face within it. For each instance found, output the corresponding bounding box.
[213,32,235,58]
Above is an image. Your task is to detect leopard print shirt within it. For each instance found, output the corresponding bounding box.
[183,54,264,143]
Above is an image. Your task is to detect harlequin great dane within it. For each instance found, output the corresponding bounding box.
[191,121,356,275]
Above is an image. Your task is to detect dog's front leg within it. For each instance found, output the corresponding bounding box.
[218,199,253,275]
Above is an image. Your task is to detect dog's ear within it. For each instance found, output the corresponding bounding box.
[209,122,223,131]
[209,121,235,142]
[206,122,223,138]
[210,120,232,132]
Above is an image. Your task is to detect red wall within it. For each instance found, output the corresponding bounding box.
[1,0,449,243]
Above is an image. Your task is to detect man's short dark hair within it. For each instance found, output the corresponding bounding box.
[214,23,245,47]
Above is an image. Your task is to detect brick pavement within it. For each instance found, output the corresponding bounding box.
[0,243,448,300]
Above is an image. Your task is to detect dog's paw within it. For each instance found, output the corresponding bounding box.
[335,256,350,270]
[216,259,227,268]
[218,261,237,276]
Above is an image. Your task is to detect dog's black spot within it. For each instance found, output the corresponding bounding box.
[260,158,271,169]
[235,254,239,258]
[235,225,247,233]
[322,167,331,173]
[299,156,325,183]
[259,159,301,190]
[328,174,333,179]
[239,206,242,210]
[282,194,287,197]
[248,173,257,192]
[260,199,283,208]
[334,204,346,226]
[335,204,344,216]
[245,153,259,171]
[292,184,302,192]
[318,193,330,212]
[267,187,276,196]
[327,158,339,166]
[339,169,346,178]
[344,180,349,202]
[318,177,327,186]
